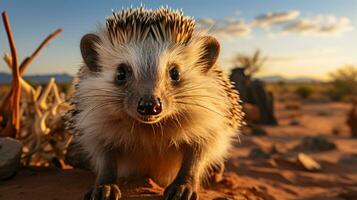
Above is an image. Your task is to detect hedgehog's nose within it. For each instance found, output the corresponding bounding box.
[137,96,162,116]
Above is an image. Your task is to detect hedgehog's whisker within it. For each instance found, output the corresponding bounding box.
[87,88,125,95]
[174,101,226,119]
[158,120,164,138]
[169,89,213,98]
[174,95,222,101]
[168,86,206,95]
[175,110,192,126]
[151,124,156,136]
[171,114,183,130]
[78,95,124,100]
[78,102,123,124]
[130,120,136,136]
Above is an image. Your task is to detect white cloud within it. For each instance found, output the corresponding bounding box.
[283,15,353,36]
[234,10,242,16]
[197,18,251,39]
[253,10,300,28]
[197,17,215,27]
[197,11,353,39]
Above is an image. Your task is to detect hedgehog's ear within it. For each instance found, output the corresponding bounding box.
[199,36,220,72]
[80,34,102,72]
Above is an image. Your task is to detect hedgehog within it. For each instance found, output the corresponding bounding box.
[67,7,243,200]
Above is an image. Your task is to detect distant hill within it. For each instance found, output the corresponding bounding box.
[0,72,320,85]
[257,75,321,83]
[0,72,73,84]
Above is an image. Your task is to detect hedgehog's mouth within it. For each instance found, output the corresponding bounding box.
[136,115,162,124]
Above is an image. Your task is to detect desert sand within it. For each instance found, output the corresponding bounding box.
[1,101,357,200]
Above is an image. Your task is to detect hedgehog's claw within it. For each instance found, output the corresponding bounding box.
[164,181,198,200]
[83,184,121,200]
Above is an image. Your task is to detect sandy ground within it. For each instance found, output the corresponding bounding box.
[1,102,357,200]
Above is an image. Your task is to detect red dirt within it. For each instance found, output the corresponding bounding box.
[1,102,357,200]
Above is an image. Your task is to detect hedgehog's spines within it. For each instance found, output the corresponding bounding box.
[106,6,195,44]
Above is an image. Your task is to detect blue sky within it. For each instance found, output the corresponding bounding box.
[1,0,357,79]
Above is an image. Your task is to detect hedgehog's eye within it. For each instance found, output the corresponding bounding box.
[169,65,181,82]
[115,63,129,84]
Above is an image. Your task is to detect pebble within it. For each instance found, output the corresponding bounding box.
[297,153,321,171]
[0,137,22,180]
[293,136,336,152]
[248,147,270,159]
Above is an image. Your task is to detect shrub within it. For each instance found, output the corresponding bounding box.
[295,86,312,99]
[328,65,357,101]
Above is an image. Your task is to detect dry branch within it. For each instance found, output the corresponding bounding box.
[1,29,63,110]
[2,12,18,71]
[1,11,21,137]
[19,28,63,74]
[0,17,63,132]
[1,11,70,167]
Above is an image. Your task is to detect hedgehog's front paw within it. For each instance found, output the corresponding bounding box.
[164,181,198,200]
[83,184,121,200]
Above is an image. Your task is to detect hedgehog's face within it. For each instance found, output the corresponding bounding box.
[80,31,220,125]
[108,60,179,124]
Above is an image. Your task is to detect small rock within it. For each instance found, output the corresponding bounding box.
[285,102,301,110]
[289,119,300,126]
[317,110,330,116]
[250,125,267,136]
[248,147,270,159]
[0,137,22,180]
[269,145,280,154]
[293,136,336,152]
[339,154,357,164]
[331,127,341,136]
[337,188,357,199]
[297,153,321,171]
[268,159,279,168]
[242,103,261,122]
[347,104,357,138]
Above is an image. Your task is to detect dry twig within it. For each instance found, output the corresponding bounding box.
[1,11,21,137]
[0,12,62,138]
